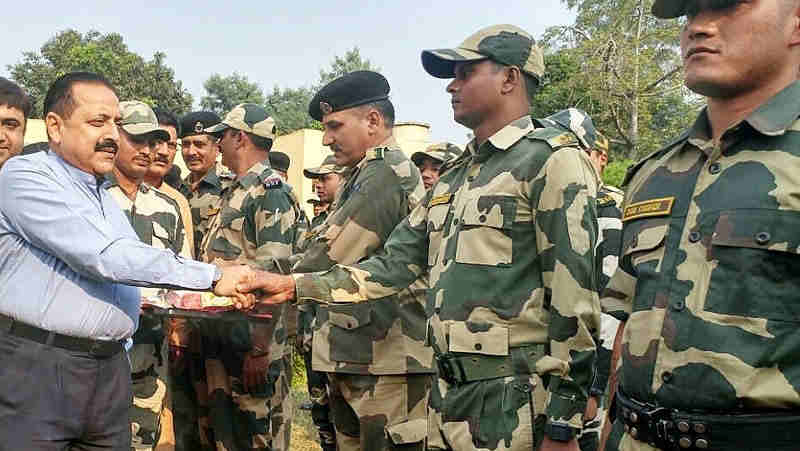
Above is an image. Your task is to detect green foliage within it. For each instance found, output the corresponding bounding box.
[602,158,633,188]
[264,85,321,135]
[315,47,380,90]
[200,73,265,117]
[534,0,701,161]
[292,349,308,390]
[9,30,193,118]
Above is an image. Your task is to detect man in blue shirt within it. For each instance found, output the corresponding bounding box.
[0,71,251,450]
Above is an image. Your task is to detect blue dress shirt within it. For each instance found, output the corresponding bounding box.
[0,150,217,341]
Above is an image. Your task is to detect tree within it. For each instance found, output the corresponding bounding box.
[315,47,380,90]
[264,85,320,134]
[534,0,701,160]
[200,73,265,116]
[9,30,192,118]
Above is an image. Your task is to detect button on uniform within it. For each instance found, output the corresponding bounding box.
[755,231,771,245]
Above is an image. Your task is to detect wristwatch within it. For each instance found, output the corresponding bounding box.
[545,423,577,442]
[211,266,223,289]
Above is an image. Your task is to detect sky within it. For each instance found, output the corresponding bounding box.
[0,0,575,145]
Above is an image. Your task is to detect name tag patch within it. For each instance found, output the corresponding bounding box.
[623,197,675,222]
[429,193,453,208]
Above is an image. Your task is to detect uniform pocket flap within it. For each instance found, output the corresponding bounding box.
[461,195,516,230]
[448,322,509,356]
[625,223,668,254]
[327,304,372,330]
[386,418,427,445]
[711,210,800,254]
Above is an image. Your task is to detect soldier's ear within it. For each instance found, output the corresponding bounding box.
[789,1,800,47]
[500,66,522,96]
[365,108,382,134]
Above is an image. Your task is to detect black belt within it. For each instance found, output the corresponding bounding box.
[617,389,800,450]
[435,344,545,385]
[0,314,124,358]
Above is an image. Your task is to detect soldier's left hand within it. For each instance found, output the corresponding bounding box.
[214,264,258,308]
[236,271,296,308]
[242,351,271,394]
[540,437,579,451]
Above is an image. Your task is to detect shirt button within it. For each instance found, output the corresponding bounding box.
[688,231,701,243]
[467,176,476,182]
[708,163,721,175]
[434,307,441,314]
[479,215,486,223]
[672,301,686,312]
[662,372,673,383]
[474,343,482,351]
[755,232,771,245]
[453,218,459,226]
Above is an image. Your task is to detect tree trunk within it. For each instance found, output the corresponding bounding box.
[629,0,644,158]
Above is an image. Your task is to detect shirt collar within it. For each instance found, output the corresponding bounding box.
[50,151,109,190]
[465,115,534,157]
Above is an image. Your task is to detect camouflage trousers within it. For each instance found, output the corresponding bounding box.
[270,350,294,451]
[427,373,547,451]
[168,319,207,451]
[130,314,168,450]
[303,351,336,450]
[327,373,431,451]
[578,399,607,451]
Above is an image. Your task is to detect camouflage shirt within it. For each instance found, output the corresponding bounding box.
[199,158,305,353]
[603,80,800,412]
[106,176,191,258]
[596,184,624,291]
[293,116,600,429]
[292,137,433,375]
[180,163,232,258]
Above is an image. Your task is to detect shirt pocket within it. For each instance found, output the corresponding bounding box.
[448,322,509,356]
[427,204,450,266]
[210,216,245,260]
[621,220,669,313]
[327,303,374,364]
[705,209,800,321]
[455,195,516,267]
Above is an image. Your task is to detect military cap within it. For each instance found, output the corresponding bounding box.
[119,101,170,140]
[411,142,463,167]
[205,103,276,140]
[536,108,600,151]
[303,155,343,178]
[269,151,290,172]
[179,111,222,139]
[306,198,324,205]
[651,0,689,18]
[308,71,390,121]
[421,24,545,82]
[595,132,610,154]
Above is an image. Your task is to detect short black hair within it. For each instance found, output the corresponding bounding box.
[360,99,395,128]
[0,77,32,119]
[153,107,181,137]
[43,72,116,119]
[246,132,273,152]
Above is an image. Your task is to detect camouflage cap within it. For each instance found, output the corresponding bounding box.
[595,132,610,154]
[306,198,325,205]
[269,151,290,172]
[204,103,276,140]
[308,71,390,122]
[411,142,463,166]
[303,154,343,178]
[179,111,222,139]
[119,101,170,140]
[535,108,600,151]
[421,24,544,81]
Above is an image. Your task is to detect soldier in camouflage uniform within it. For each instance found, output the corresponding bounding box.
[179,111,232,258]
[538,109,623,451]
[600,1,800,450]
[282,70,433,451]
[104,101,191,450]
[303,154,342,229]
[199,103,305,451]
[237,25,600,451]
[410,142,462,190]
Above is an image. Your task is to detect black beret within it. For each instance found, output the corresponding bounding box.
[179,111,222,139]
[269,151,291,172]
[308,71,390,121]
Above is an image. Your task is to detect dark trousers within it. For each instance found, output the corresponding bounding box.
[0,330,131,450]
[303,351,336,450]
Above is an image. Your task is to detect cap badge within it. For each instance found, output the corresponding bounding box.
[194,122,204,133]
[320,102,333,115]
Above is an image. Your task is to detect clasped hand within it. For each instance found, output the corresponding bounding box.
[212,265,296,310]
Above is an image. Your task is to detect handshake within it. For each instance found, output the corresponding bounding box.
[212,265,297,310]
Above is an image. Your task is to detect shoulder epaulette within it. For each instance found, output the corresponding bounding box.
[365,147,385,161]
[526,127,580,150]
[597,194,616,208]
[622,130,690,187]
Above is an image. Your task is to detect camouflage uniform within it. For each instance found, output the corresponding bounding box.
[180,163,233,259]
[292,135,433,451]
[537,109,624,451]
[292,115,601,450]
[602,79,800,451]
[106,176,191,450]
[199,104,305,451]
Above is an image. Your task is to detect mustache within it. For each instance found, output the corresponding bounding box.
[95,140,118,153]
[153,155,170,164]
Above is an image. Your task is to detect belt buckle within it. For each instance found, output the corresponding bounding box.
[89,341,104,357]
[436,354,457,385]
[646,407,674,449]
